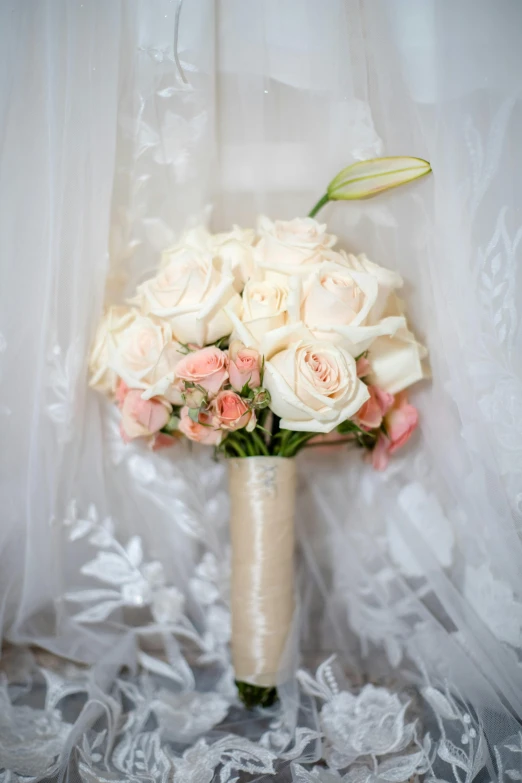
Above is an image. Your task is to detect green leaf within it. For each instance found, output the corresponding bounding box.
[327,156,431,201]
[188,408,200,423]
[213,336,229,350]
[337,419,365,435]
[164,415,180,432]
[177,342,194,355]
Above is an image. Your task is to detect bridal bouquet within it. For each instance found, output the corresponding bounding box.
[90,158,430,706]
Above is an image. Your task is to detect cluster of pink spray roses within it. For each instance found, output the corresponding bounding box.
[115,340,267,449]
[113,337,417,469]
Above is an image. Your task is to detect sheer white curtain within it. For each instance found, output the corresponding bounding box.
[1,1,522,781]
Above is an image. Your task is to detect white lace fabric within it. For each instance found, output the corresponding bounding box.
[1,1,522,781]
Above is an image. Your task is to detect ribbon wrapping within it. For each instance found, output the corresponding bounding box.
[228,456,296,687]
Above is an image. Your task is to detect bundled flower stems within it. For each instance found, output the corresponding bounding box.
[90,157,431,706]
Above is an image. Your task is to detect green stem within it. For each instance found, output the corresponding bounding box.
[308,193,329,218]
[274,428,291,457]
[251,429,270,456]
[235,680,278,709]
[301,437,354,450]
[284,432,317,457]
[225,439,248,458]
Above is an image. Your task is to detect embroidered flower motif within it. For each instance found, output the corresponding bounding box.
[0,703,70,778]
[152,691,229,742]
[320,685,414,768]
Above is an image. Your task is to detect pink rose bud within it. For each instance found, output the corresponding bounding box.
[120,391,171,442]
[386,392,419,454]
[182,386,206,409]
[369,392,418,470]
[178,406,223,445]
[251,388,271,410]
[355,385,394,430]
[356,356,371,378]
[115,379,129,408]
[228,340,261,391]
[176,346,228,397]
[214,390,255,431]
[150,432,178,451]
[370,433,391,471]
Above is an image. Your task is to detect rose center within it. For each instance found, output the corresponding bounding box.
[305,350,339,389]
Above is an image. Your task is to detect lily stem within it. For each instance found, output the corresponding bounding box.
[308,193,329,218]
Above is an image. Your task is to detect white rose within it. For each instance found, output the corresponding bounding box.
[226,278,295,346]
[255,216,337,277]
[301,258,405,354]
[366,294,428,394]
[212,226,256,289]
[162,225,255,291]
[89,306,137,395]
[109,313,184,404]
[339,251,403,317]
[262,324,369,433]
[133,246,241,345]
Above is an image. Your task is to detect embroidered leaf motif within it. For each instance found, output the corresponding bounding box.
[423,687,459,720]
[40,668,89,711]
[437,739,470,772]
[125,536,143,568]
[378,750,427,781]
[278,727,322,762]
[81,552,139,585]
[471,731,488,779]
[505,733,522,753]
[297,655,339,701]
[65,588,122,603]
[68,518,94,541]
[215,736,277,782]
[72,600,123,624]
[138,651,194,689]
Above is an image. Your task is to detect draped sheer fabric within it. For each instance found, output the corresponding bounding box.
[1,1,522,781]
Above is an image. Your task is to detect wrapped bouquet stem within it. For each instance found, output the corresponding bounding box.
[89,156,431,707]
[229,456,296,706]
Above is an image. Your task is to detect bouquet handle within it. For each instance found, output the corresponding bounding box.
[228,457,296,696]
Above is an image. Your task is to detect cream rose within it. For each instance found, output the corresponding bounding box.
[109,313,184,404]
[226,278,290,346]
[255,216,337,277]
[162,225,255,291]
[366,294,428,394]
[262,324,369,433]
[301,259,406,355]
[339,251,403,317]
[89,306,137,395]
[133,247,241,345]
[212,226,256,289]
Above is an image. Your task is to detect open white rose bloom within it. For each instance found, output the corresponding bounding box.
[2,2,522,782]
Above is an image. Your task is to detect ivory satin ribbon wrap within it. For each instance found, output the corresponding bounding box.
[228,456,296,687]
